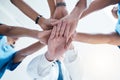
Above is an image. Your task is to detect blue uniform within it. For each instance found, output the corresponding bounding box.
[116,3,120,34]
[115,3,120,48]
[0,35,21,78]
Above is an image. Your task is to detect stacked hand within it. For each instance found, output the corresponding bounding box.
[52,13,79,42]
[40,18,58,30]
[46,26,72,61]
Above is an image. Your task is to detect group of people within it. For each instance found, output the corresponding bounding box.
[0,0,120,80]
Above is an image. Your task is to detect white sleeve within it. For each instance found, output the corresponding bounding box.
[63,48,78,64]
[27,53,55,78]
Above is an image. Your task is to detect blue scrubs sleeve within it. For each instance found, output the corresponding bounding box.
[7,53,21,71]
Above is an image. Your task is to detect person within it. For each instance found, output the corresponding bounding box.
[10,0,69,39]
[0,23,50,79]
[71,5,120,47]
[51,0,87,40]
[27,26,77,80]
[10,0,57,30]
[48,0,68,19]
[10,1,78,79]
[52,0,120,47]
[0,23,50,41]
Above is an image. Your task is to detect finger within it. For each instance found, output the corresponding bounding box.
[50,26,56,39]
[69,26,76,40]
[56,22,62,37]
[59,21,66,37]
[65,37,72,49]
[50,19,58,23]
[51,20,60,26]
[49,19,58,27]
[64,23,71,41]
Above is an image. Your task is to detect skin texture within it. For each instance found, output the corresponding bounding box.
[0,24,51,63]
[10,0,57,30]
[45,26,72,61]
[52,0,120,46]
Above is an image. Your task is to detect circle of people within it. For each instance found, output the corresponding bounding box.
[0,0,120,80]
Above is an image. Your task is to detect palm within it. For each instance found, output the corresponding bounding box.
[48,36,66,58]
[47,25,72,60]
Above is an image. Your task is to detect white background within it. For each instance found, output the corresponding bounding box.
[0,0,120,80]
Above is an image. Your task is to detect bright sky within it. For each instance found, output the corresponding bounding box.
[0,0,120,80]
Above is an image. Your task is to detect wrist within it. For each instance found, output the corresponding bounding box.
[56,2,66,7]
[70,7,82,19]
[35,15,42,24]
[38,17,45,25]
[45,51,55,61]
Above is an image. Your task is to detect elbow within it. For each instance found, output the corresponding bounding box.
[13,52,27,63]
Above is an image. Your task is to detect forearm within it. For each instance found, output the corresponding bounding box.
[79,0,114,19]
[74,32,115,44]
[13,41,45,63]
[0,24,41,39]
[10,0,45,26]
[47,0,56,17]
[70,0,87,19]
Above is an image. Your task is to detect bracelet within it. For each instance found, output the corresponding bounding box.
[56,2,66,7]
[0,23,3,25]
[35,15,42,24]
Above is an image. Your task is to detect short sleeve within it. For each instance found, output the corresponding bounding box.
[7,61,21,71]
[27,53,54,78]
[0,35,4,40]
[7,52,21,71]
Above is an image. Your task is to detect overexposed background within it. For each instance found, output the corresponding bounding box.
[0,0,120,80]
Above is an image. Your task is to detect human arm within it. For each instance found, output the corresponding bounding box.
[47,0,56,17]
[0,24,51,43]
[10,0,57,30]
[45,26,72,61]
[0,24,39,38]
[52,0,87,40]
[80,0,119,19]
[47,0,68,19]
[73,32,120,46]
[52,0,68,19]
[27,52,56,78]
[27,26,72,78]
[13,41,45,63]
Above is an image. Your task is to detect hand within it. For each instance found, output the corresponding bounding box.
[52,13,79,42]
[39,18,58,30]
[46,26,72,61]
[38,30,51,44]
[111,6,118,19]
[52,6,68,19]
